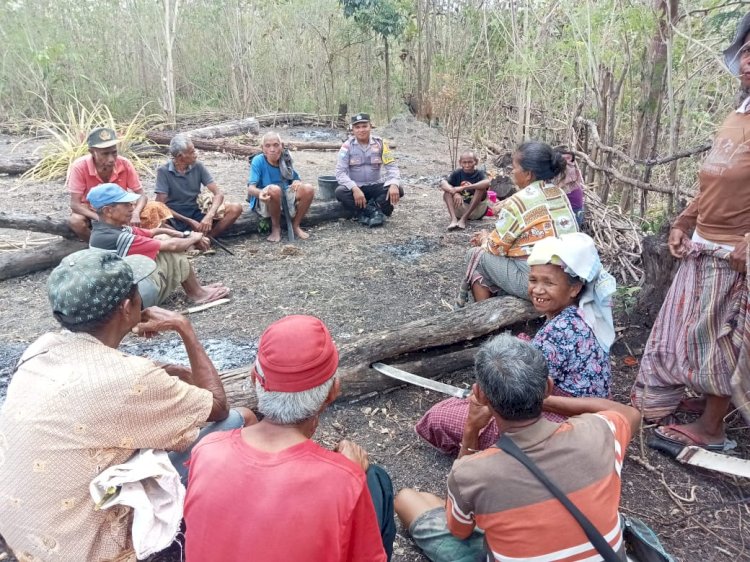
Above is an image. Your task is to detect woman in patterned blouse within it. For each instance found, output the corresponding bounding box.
[458,141,578,306]
[419,233,616,455]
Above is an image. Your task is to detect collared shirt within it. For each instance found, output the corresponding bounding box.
[246,154,300,209]
[0,331,212,562]
[155,160,214,210]
[67,155,142,201]
[335,135,400,190]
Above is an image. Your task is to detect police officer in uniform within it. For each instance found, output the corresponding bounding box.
[334,113,403,226]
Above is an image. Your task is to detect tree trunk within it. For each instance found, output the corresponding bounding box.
[184,118,260,139]
[634,225,678,327]
[0,202,351,279]
[384,35,391,122]
[0,239,86,281]
[218,296,539,407]
[0,155,42,176]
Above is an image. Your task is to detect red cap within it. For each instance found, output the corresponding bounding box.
[255,315,339,392]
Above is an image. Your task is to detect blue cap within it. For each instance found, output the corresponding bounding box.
[87,183,140,210]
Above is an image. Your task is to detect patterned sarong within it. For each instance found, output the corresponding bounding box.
[415,386,572,456]
[732,241,750,424]
[139,201,173,229]
[632,241,748,421]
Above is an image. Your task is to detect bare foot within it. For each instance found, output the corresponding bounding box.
[267,228,282,243]
[293,226,310,240]
[191,285,231,305]
[456,218,467,229]
[447,221,459,231]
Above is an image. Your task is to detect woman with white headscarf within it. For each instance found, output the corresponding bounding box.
[416,233,617,456]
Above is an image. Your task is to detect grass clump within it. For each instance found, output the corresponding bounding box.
[22,98,164,182]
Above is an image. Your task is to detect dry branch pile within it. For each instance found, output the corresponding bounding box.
[583,190,643,285]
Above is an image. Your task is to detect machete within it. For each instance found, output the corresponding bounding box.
[650,437,750,479]
[371,362,471,399]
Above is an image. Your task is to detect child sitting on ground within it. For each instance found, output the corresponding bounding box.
[440,150,490,230]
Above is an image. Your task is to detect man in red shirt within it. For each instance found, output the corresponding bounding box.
[67,127,152,241]
[184,315,395,562]
[87,183,230,306]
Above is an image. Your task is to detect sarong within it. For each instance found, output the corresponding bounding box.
[632,241,748,421]
[139,201,173,229]
[415,386,572,456]
[732,241,750,424]
[457,247,530,306]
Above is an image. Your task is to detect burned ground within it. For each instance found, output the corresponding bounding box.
[0,116,748,561]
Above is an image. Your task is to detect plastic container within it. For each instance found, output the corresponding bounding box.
[486,190,497,216]
[317,175,338,200]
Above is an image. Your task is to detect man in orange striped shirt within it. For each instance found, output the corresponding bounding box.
[396,334,640,562]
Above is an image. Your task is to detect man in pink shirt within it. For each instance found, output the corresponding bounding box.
[184,315,395,562]
[67,127,147,241]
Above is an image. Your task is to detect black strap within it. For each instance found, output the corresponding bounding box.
[496,434,621,562]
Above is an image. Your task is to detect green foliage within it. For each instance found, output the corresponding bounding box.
[340,0,408,39]
[614,286,641,317]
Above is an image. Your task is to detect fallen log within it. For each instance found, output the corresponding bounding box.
[219,346,479,409]
[0,155,41,176]
[217,296,539,406]
[146,130,394,156]
[0,239,86,280]
[0,202,351,278]
[254,112,347,128]
[184,118,260,139]
[0,212,77,239]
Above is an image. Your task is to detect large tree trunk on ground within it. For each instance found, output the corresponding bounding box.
[218,297,539,408]
[634,227,678,327]
[0,212,77,238]
[0,239,86,280]
[0,155,41,175]
[185,118,260,139]
[146,131,261,157]
[0,202,350,278]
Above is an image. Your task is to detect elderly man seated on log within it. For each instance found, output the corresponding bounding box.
[0,248,254,562]
[395,334,640,562]
[184,315,396,562]
[67,126,172,241]
[246,131,315,242]
[87,183,230,305]
[155,133,243,239]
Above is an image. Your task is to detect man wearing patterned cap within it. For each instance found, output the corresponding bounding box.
[185,315,396,562]
[0,249,253,561]
[335,113,403,227]
[67,127,171,241]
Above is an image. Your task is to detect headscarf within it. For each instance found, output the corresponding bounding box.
[527,233,617,351]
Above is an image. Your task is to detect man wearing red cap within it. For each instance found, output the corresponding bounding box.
[184,315,395,561]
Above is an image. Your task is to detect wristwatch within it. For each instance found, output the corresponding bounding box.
[182,230,191,238]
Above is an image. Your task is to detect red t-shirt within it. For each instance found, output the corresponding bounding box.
[184,430,386,562]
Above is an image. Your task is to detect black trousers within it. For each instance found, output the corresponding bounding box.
[367,464,396,561]
[335,183,404,216]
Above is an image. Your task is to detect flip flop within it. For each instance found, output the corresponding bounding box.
[192,286,231,305]
[651,424,727,453]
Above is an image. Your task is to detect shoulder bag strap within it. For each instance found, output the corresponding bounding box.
[496,434,621,562]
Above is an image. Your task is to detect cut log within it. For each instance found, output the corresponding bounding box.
[0,239,86,280]
[185,118,260,139]
[217,296,539,407]
[0,212,77,239]
[219,346,479,409]
[0,202,351,279]
[0,155,41,176]
[146,130,394,157]
[254,113,347,128]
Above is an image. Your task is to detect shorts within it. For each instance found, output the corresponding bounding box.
[410,507,486,562]
[455,199,489,221]
[255,186,297,218]
[167,206,207,232]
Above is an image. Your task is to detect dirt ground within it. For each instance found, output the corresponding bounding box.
[0,115,748,561]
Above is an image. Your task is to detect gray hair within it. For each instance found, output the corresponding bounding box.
[255,376,336,425]
[260,131,282,146]
[474,333,549,421]
[169,133,193,157]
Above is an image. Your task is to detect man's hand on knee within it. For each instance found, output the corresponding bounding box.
[336,439,369,472]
